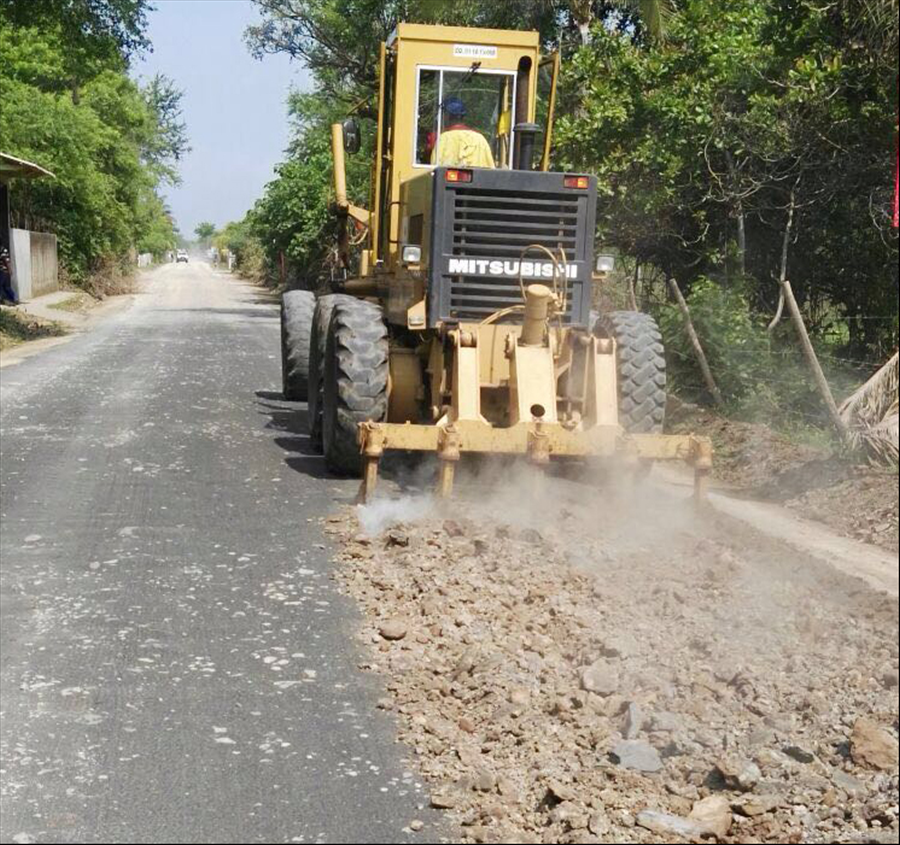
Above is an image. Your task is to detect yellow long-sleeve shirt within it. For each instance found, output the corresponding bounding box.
[432,129,495,169]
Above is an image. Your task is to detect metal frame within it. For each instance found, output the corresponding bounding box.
[358,419,713,503]
[538,52,560,172]
[371,42,388,264]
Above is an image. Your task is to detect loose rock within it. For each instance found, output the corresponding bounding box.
[581,660,619,697]
[850,718,899,771]
[443,519,465,537]
[782,745,815,764]
[831,770,867,797]
[611,739,662,773]
[734,795,781,817]
[473,769,496,792]
[378,619,408,640]
[334,483,900,845]
[386,529,409,547]
[689,795,733,839]
[431,788,458,809]
[715,757,762,792]
[636,810,710,839]
[623,702,643,740]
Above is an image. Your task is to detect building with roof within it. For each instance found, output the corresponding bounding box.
[1,152,58,301]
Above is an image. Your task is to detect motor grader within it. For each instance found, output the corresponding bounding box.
[280,23,712,501]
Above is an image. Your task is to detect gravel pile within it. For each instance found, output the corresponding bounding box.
[328,471,899,844]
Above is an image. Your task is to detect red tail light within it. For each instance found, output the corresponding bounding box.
[446,169,473,183]
[564,175,590,189]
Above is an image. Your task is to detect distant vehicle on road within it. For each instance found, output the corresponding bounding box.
[176,249,189,263]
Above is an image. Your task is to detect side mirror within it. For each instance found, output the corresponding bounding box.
[342,118,361,154]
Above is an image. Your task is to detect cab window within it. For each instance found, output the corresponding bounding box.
[414,66,516,168]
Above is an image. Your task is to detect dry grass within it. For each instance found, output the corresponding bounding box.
[47,291,98,313]
[82,256,138,298]
[0,308,66,350]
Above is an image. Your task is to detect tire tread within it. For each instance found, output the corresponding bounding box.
[595,310,667,433]
[281,290,315,400]
[322,299,389,474]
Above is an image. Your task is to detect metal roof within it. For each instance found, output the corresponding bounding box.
[0,152,55,182]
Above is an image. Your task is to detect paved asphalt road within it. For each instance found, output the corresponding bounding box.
[0,264,447,844]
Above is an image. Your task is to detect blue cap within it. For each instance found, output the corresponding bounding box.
[442,97,467,118]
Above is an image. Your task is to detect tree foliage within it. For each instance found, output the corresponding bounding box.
[0,5,185,282]
[1,0,153,61]
[142,73,191,186]
[194,221,217,243]
[555,0,898,364]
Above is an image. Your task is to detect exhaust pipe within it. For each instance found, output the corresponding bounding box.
[514,122,541,171]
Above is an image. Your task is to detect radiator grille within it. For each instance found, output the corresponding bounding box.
[448,187,580,320]
[452,188,580,259]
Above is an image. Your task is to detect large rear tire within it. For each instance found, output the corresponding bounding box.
[280,290,316,401]
[322,299,389,475]
[307,294,356,449]
[595,311,666,433]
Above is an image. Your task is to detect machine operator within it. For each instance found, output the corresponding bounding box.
[431,97,495,169]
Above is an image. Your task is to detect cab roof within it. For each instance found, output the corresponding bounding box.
[387,22,540,49]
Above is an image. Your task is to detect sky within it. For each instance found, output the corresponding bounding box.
[134,0,311,238]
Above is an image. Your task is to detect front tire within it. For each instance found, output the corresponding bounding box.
[595,311,666,433]
[280,290,316,400]
[322,299,389,475]
[307,294,356,449]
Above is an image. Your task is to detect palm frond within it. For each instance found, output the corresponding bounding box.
[839,352,900,464]
[632,0,675,42]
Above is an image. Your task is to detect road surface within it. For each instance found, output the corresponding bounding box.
[0,263,447,844]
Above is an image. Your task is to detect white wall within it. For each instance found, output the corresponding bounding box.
[9,228,32,300]
[9,228,58,301]
[29,231,58,297]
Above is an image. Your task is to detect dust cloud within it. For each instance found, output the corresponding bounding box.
[357,493,436,536]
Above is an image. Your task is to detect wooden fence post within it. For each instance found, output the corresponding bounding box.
[629,262,640,311]
[767,188,850,441]
[779,278,851,440]
[668,277,725,406]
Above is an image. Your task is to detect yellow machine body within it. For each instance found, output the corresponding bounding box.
[323,23,711,501]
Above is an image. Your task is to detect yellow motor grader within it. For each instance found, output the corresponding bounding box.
[280,23,712,501]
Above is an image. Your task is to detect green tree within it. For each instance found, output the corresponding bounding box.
[194,221,217,245]
[1,0,153,101]
[0,0,152,59]
[554,0,897,414]
[141,73,191,185]
[0,8,188,281]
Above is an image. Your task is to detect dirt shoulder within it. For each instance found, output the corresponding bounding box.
[0,286,137,367]
[667,401,899,553]
[0,306,66,351]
